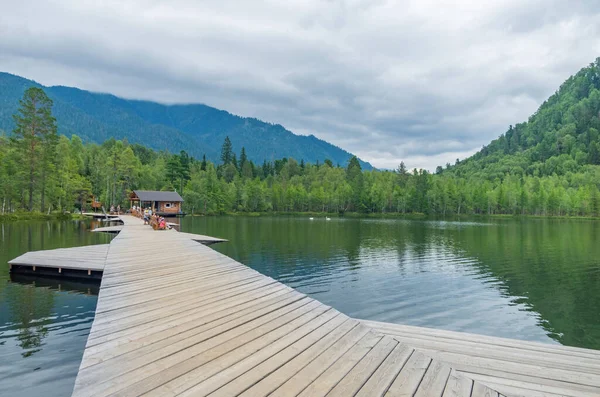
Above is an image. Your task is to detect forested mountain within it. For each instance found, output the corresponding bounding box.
[2,59,600,217]
[446,58,600,178]
[0,72,372,169]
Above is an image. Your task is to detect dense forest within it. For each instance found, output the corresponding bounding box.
[0,72,372,169]
[2,59,600,217]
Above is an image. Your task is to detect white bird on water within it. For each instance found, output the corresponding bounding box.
[326,217,331,220]
[309,217,314,220]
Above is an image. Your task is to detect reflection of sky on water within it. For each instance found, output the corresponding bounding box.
[0,216,598,396]
[0,219,107,397]
[189,216,600,349]
[0,286,98,396]
[280,242,554,343]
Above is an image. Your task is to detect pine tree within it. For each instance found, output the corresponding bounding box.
[166,155,182,185]
[346,156,363,211]
[201,154,207,171]
[12,87,57,211]
[220,136,233,165]
[239,147,248,168]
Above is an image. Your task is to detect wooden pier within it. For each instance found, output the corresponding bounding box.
[9,215,600,396]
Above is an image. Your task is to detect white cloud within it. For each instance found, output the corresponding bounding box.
[1,0,599,170]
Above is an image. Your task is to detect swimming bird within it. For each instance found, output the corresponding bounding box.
[326,217,331,220]
[309,217,314,220]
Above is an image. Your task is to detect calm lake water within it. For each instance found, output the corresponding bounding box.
[0,220,111,396]
[1,216,599,395]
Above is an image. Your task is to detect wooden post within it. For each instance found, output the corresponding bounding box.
[32,266,36,271]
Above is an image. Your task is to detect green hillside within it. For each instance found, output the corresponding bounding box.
[448,58,600,178]
[2,60,599,217]
[0,72,372,169]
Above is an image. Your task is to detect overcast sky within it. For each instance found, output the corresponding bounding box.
[1,1,599,169]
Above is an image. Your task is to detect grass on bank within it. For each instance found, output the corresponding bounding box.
[0,211,86,222]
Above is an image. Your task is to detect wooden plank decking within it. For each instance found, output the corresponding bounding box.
[8,244,108,279]
[67,215,503,396]
[91,224,228,244]
[363,320,600,397]
[92,225,124,233]
[9,214,599,396]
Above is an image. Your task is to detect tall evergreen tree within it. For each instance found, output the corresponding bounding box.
[220,136,233,165]
[239,147,248,168]
[201,154,207,171]
[346,156,363,211]
[231,153,238,171]
[12,87,57,211]
[262,160,270,177]
[165,155,182,186]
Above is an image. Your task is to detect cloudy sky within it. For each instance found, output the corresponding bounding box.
[1,1,600,169]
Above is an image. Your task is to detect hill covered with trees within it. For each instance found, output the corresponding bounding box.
[448,59,600,177]
[1,59,600,218]
[0,72,372,169]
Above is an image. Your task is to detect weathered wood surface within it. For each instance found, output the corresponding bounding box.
[82,212,120,219]
[70,216,502,396]
[171,230,228,244]
[8,244,108,272]
[91,222,227,244]
[363,320,600,397]
[92,225,124,233]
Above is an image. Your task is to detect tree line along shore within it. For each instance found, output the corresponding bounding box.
[1,79,600,219]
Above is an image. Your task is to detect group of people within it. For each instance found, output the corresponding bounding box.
[109,204,121,214]
[131,205,170,230]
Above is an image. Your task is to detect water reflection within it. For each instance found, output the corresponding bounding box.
[5,284,53,357]
[0,219,106,397]
[181,216,600,350]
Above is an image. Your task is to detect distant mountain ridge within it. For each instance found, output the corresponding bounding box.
[0,72,372,169]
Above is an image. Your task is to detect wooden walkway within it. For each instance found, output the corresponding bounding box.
[67,215,502,396]
[8,244,108,279]
[363,320,600,397]
[91,224,228,244]
[9,214,599,396]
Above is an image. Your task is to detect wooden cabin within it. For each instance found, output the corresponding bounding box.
[91,196,102,211]
[129,190,185,217]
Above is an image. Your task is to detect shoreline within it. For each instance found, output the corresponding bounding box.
[0,212,86,222]
[185,211,600,221]
[2,211,598,222]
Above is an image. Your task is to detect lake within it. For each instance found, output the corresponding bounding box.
[1,216,599,395]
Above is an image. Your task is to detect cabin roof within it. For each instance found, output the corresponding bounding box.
[133,190,184,202]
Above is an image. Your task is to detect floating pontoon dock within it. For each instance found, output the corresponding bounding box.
[8,215,600,396]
